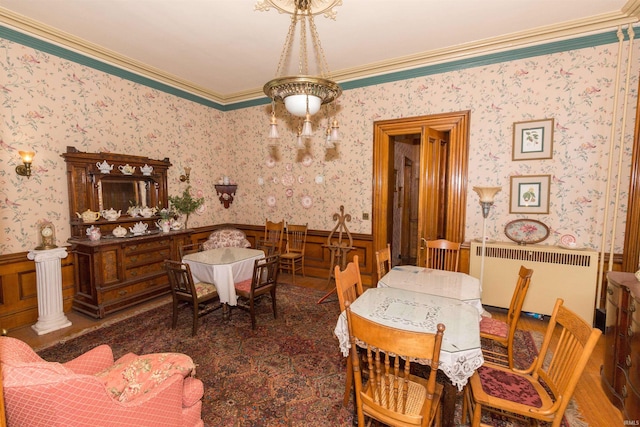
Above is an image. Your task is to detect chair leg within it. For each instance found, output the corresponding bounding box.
[249,299,256,329]
[192,306,198,336]
[291,259,296,284]
[172,299,178,329]
[271,289,277,319]
[343,354,353,407]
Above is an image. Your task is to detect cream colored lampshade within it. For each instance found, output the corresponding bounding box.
[473,186,501,203]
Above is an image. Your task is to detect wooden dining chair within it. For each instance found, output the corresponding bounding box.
[233,254,280,329]
[424,239,461,272]
[279,223,308,284]
[346,305,445,427]
[464,298,601,427]
[375,243,391,280]
[178,242,203,259]
[258,219,285,256]
[479,265,533,369]
[334,256,364,407]
[164,260,222,336]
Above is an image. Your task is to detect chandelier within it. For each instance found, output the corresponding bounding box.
[258,0,343,148]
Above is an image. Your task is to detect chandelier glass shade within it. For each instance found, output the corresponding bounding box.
[259,0,343,144]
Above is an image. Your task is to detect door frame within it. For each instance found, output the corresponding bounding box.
[372,111,471,269]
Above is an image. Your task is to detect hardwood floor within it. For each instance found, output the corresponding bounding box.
[8,273,623,426]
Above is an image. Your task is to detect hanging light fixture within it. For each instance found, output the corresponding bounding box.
[258,0,342,145]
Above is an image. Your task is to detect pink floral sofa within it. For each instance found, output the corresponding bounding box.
[0,336,204,427]
[202,228,251,250]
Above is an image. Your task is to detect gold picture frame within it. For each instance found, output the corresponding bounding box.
[512,118,554,161]
[509,175,550,214]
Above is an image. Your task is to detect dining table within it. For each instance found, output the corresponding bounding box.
[182,247,265,308]
[378,265,485,317]
[334,286,483,427]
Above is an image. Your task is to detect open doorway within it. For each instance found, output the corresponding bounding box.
[372,111,470,277]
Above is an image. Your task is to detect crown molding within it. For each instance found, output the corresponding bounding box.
[1,4,639,107]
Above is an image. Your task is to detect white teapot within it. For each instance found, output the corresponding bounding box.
[101,208,121,221]
[140,164,154,176]
[170,219,182,230]
[129,221,148,235]
[139,206,157,218]
[96,160,113,174]
[127,206,141,217]
[118,164,136,175]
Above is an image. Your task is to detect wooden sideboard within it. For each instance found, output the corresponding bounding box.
[69,230,191,318]
[62,147,188,318]
[602,271,639,421]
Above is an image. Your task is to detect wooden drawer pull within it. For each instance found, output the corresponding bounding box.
[607,286,613,295]
[118,290,127,296]
[626,354,632,367]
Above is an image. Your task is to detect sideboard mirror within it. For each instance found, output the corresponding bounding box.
[98,177,158,212]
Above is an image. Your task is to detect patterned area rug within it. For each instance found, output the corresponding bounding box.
[37,284,585,426]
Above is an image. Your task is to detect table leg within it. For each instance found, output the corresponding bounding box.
[441,380,457,427]
[222,303,230,320]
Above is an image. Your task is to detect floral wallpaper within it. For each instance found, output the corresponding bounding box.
[1,34,638,255]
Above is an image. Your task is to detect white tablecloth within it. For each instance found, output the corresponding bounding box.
[334,287,483,390]
[183,247,264,306]
[378,266,484,317]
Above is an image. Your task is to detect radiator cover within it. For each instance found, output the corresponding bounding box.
[469,241,598,324]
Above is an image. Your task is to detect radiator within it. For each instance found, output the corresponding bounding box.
[469,241,598,324]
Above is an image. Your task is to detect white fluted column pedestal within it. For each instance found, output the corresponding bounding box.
[28,247,72,335]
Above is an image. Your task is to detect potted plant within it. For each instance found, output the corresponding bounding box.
[168,186,204,229]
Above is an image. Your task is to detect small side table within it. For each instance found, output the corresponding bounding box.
[28,247,72,335]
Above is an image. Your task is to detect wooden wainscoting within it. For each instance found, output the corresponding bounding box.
[0,251,75,332]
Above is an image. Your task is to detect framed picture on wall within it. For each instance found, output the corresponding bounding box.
[512,118,554,160]
[509,175,550,214]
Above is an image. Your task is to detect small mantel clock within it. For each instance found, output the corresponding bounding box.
[35,221,58,250]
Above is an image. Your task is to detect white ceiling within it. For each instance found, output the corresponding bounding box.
[0,0,637,105]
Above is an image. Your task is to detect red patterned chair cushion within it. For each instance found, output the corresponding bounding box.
[480,316,509,338]
[234,278,252,293]
[194,282,217,298]
[202,228,251,250]
[96,352,196,403]
[477,364,543,407]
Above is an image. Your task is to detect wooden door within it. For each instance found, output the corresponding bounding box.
[417,127,450,266]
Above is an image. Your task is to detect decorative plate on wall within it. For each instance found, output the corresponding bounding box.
[504,219,550,245]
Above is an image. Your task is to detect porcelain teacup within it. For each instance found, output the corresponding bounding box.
[118,164,136,175]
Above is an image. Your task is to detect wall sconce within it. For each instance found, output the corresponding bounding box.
[473,186,501,290]
[179,167,191,183]
[16,150,35,179]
